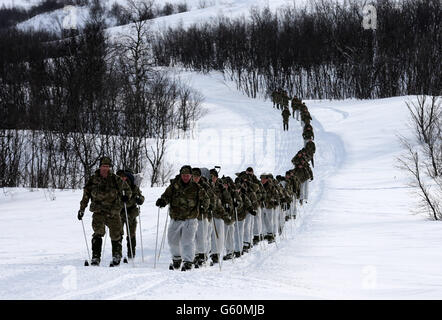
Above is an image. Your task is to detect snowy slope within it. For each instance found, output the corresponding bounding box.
[2,68,441,299]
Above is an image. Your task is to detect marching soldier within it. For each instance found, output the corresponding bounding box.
[78,156,132,267]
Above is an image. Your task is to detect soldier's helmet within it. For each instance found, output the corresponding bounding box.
[180,165,192,175]
[209,168,219,177]
[99,156,112,167]
[192,167,202,176]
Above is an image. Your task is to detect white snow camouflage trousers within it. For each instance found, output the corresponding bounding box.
[243,213,254,245]
[168,218,198,263]
[195,218,209,255]
[300,180,309,201]
[210,218,225,255]
[233,219,245,252]
[224,223,235,254]
[261,207,276,236]
[253,207,263,238]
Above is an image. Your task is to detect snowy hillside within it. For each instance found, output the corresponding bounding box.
[2,68,441,299]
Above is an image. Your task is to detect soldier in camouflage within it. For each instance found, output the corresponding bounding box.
[260,173,280,243]
[208,168,230,265]
[246,167,266,246]
[282,106,291,131]
[116,169,144,260]
[78,156,132,266]
[155,165,210,271]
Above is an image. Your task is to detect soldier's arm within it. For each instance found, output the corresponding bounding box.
[199,187,210,212]
[160,184,174,205]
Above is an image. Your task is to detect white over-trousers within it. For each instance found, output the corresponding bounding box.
[253,208,263,238]
[195,218,208,255]
[262,207,274,236]
[210,218,225,255]
[224,223,235,254]
[168,218,198,263]
[206,218,213,257]
[300,181,309,201]
[233,219,245,252]
[243,213,254,245]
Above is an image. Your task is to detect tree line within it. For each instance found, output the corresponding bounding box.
[0,7,204,189]
[152,0,441,100]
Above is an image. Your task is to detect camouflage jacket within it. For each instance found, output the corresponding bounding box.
[160,178,209,220]
[197,178,216,220]
[210,178,233,222]
[235,189,253,221]
[80,169,132,215]
[262,180,280,209]
[294,166,313,183]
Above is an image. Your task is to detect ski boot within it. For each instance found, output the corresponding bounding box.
[169,257,182,270]
[242,242,251,253]
[253,235,260,246]
[194,253,206,269]
[285,216,290,222]
[90,236,102,266]
[223,253,233,260]
[90,258,100,266]
[181,261,193,271]
[234,251,241,258]
[210,253,219,266]
[109,256,121,267]
[266,234,275,244]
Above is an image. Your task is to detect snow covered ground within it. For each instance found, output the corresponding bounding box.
[1,69,441,300]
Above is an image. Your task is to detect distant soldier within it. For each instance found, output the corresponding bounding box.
[291,96,301,120]
[282,106,291,131]
[246,167,266,245]
[155,165,210,271]
[260,173,280,243]
[191,167,213,268]
[303,123,315,145]
[208,168,230,265]
[305,139,316,168]
[116,169,144,260]
[294,161,313,205]
[78,156,132,267]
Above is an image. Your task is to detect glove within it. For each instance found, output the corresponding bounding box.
[121,194,129,202]
[156,198,167,208]
[135,196,143,205]
[77,210,84,221]
[233,200,239,208]
[286,203,290,210]
[250,210,257,216]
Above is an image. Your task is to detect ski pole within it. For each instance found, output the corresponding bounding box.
[234,206,241,259]
[123,191,135,267]
[102,226,107,259]
[157,207,169,260]
[138,205,144,263]
[80,219,91,266]
[154,207,160,269]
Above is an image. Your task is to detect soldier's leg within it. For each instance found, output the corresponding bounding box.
[127,210,138,258]
[243,214,251,248]
[91,213,106,263]
[304,181,309,201]
[224,223,234,255]
[195,219,205,256]
[167,219,182,261]
[233,220,244,254]
[253,208,263,243]
[106,212,123,262]
[210,218,224,255]
[181,218,198,264]
[205,218,212,259]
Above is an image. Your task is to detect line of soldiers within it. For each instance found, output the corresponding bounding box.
[155,160,315,271]
[76,99,316,270]
[273,90,316,147]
